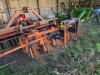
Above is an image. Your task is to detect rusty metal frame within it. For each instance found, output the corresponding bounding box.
[0,8,55,40]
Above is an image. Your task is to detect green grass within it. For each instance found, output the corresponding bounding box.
[0,67,11,75]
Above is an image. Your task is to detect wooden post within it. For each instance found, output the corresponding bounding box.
[64,24,67,48]
[36,0,40,15]
[56,0,59,14]
[5,0,11,19]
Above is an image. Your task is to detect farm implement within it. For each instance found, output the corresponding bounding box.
[0,7,80,64]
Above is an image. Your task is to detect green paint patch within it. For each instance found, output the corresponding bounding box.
[96,43,100,52]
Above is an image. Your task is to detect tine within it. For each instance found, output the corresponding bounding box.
[9,39,13,48]
[29,48,34,59]
[6,40,11,49]
[14,37,19,45]
[11,38,15,47]
[5,40,9,49]
[0,43,2,51]
[2,42,6,50]
[12,38,17,46]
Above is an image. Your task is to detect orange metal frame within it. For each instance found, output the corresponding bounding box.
[63,20,78,48]
[0,28,58,59]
